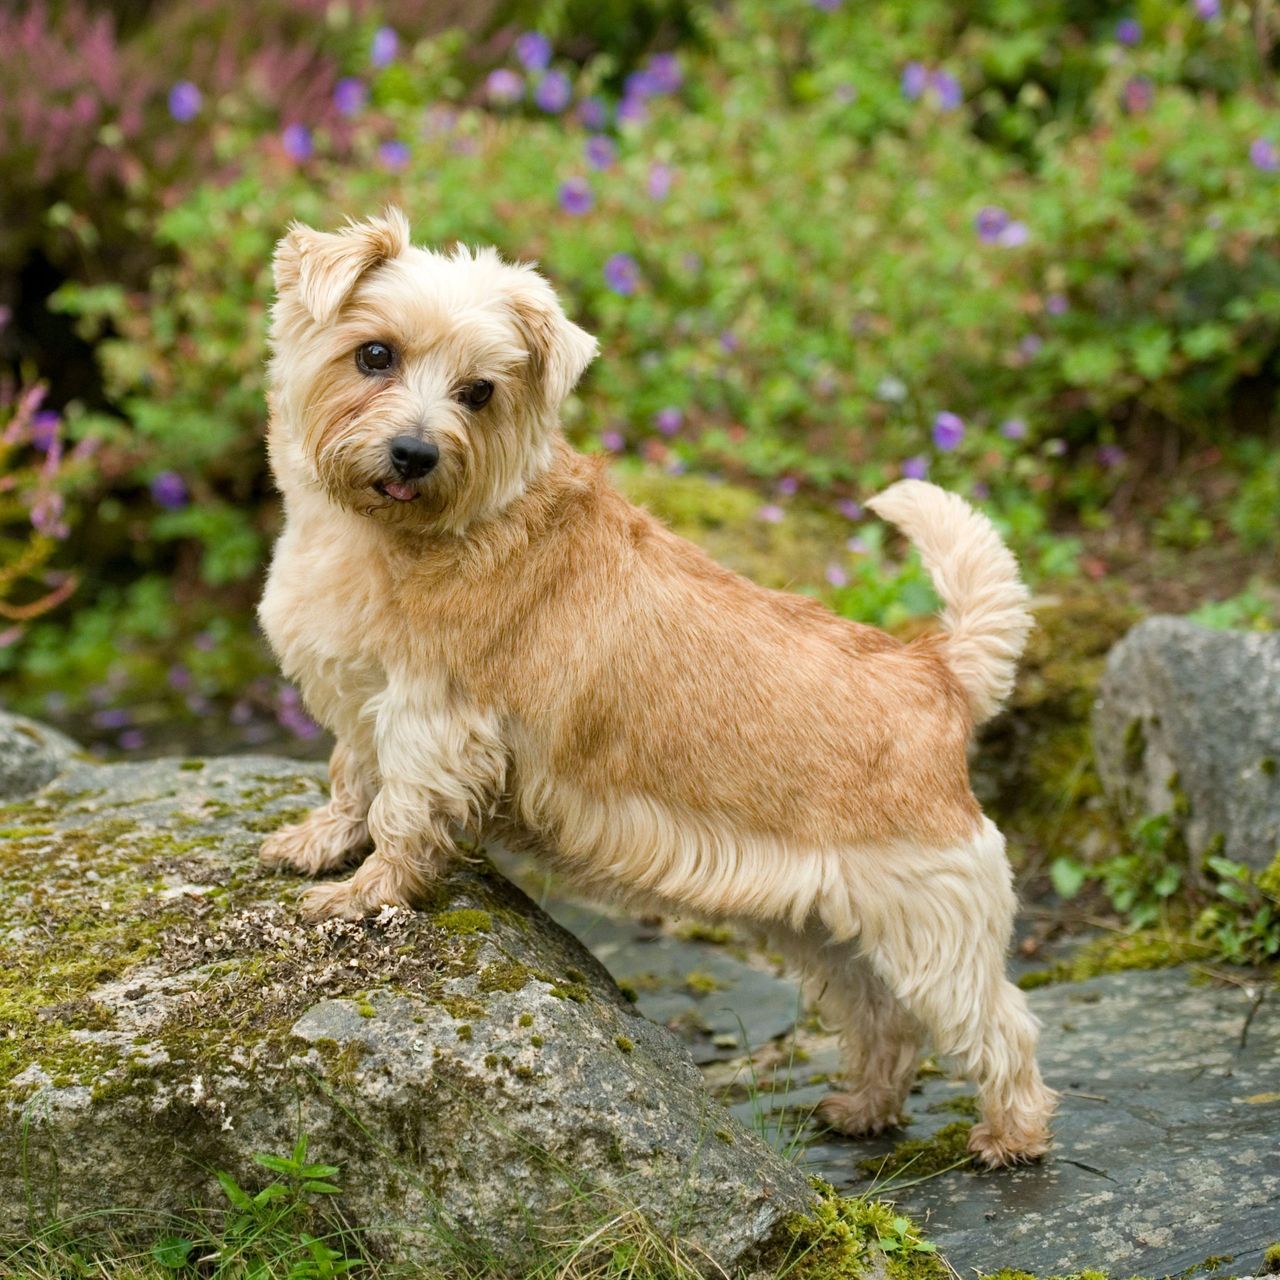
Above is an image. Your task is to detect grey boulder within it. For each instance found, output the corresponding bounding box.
[1093,616,1280,869]
[0,710,78,800]
[0,732,814,1270]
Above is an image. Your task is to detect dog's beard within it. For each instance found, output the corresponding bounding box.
[309,421,547,533]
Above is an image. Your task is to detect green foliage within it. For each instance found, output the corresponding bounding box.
[3,0,1279,745]
[1051,816,1280,970]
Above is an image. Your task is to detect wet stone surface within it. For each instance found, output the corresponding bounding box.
[496,849,1280,1277]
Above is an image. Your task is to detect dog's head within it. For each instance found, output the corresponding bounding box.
[268,208,596,531]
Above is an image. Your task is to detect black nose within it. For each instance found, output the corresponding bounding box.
[388,435,439,480]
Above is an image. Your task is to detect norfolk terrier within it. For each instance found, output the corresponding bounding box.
[258,208,1055,1166]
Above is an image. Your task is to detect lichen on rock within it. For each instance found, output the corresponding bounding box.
[0,721,815,1270]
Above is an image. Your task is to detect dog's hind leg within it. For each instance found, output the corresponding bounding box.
[260,735,377,875]
[773,928,923,1136]
[854,820,1056,1167]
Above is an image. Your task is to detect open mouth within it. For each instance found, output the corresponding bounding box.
[374,480,419,503]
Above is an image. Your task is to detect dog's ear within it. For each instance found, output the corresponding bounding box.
[504,265,598,406]
[273,208,410,324]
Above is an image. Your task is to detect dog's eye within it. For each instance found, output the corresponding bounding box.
[355,341,395,374]
[457,379,494,409]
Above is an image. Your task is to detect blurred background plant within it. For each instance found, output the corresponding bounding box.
[1,0,1277,884]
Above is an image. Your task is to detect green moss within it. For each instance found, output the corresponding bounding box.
[547,982,589,1003]
[529,1035,544,1048]
[714,1127,734,1144]
[1030,930,1211,988]
[517,1012,534,1027]
[1260,757,1277,778]
[0,825,54,839]
[433,908,493,936]
[926,1094,979,1119]
[1257,851,1280,900]
[178,760,206,771]
[614,1035,634,1054]
[857,1122,974,1181]
[311,1038,371,1089]
[675,921,735,945]
[512,1063,534,1080]
[477,960,532,995]
[456,1024,472,1042]
[769,1180,946,1279]
[1123,717,1147,774]
[355,1001,376,1019]
[684,970,728,995]
[1263,1243,1280,1273]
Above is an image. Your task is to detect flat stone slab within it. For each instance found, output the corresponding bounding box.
[745,967,1280,1277]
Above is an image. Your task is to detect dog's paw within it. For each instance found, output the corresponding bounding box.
[260,811,366,876]
[815,1089,908,1137]
[967,1118,1051,1168]
[299,877,378,921]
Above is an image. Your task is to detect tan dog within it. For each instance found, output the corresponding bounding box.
[258,208,1055,1167]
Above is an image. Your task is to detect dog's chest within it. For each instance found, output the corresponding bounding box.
[258,513,393,707]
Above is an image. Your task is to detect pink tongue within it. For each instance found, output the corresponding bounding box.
[383,481,417,502]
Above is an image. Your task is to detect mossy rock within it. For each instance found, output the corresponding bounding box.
[0,722,814,1268]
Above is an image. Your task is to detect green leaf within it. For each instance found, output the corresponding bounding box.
[151,1237,195,1269]
[253,1152,296,1174]
[215,1170,254,1212]
[301,1180,343,1195]
[1050,856,1088,900]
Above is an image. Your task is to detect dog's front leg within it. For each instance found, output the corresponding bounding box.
[300,675,506,922]
[260,735,377,875]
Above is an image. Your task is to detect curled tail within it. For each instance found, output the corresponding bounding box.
[865,480,1032,726]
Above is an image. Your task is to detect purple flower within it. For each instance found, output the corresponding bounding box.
[837,498,863,520]
[1097,444,1127,468]
[1250,138,1279,173]
[30,491,66,538]
[370,26,399,68]
[1123,76,1154,114]
[601,429,625,451]
[230,699,254,725]
[654,407,682,435]
[932,411,965,451]
[902,455,929,480]
[847,536,869,555]
[929,70,963,112]
[31,410,60,452]
[282,123,313,162]
[603,252,640,296]
[901,61,928,100]
[485,69,523,106]
[832,82,857,104]
[1116,17,1142,44]
[647,162,673,200]
[719,331,740,353]
[997,220,1029,247]
[776,476,799,497]
[644,53,682,94]
[585,134,616,169]
[577,96,609,129]
[150,471,187,509]
[616,94,648,125]
[1018,335,1044,359]
[117,730,146,752]
[825,563,849,588]
[534,70,572,113]
[168,81,202,122]
[757,504,785,524]
[559,177,593,215]
[379,140,410,170]
[333,77,366,116]
[1000,417,1028,440]
[1045,437,1068,457]
[1193,0,1220,18]
[1045,292,1069,316]
[168,663,193,691]
[92,707,132,730]
[972,481,991,500]
[515,31,552,71]
[976,206,1010,243]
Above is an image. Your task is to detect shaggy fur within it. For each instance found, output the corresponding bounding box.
[258,208,1056,1167]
